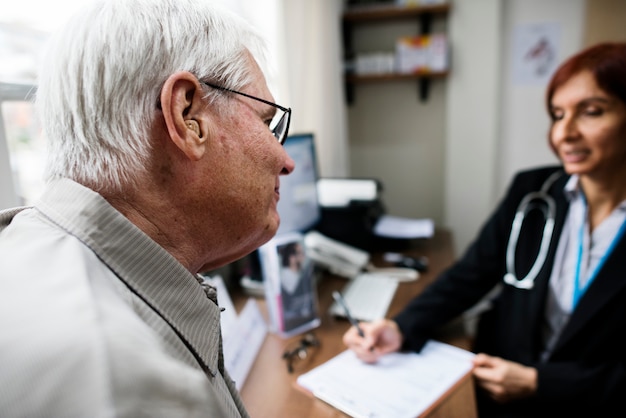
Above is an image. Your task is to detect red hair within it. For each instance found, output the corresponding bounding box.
[546,42,626,111]
[545,42,626,153]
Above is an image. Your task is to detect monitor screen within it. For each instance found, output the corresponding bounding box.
[275,132,320,235]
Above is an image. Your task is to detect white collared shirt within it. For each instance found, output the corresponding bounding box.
[542,175,626,360]
[0,179,247,417]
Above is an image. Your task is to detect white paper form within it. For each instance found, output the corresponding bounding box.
[222,299,267,390]
[204,275,238,341]
[297,340,475,418]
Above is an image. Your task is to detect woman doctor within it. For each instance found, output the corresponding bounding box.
[342,42,626,418]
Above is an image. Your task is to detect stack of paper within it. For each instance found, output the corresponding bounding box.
[297,340,475,418]
[373,215,435,239]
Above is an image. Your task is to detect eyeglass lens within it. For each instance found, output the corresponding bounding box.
[271,110,290,145]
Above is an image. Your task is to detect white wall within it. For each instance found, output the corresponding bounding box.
[443,0,585,256]
[496,0,585,197]
[283,0,350,178]
[443,0,503,257]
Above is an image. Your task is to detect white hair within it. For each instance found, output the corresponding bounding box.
[36,0,267,192]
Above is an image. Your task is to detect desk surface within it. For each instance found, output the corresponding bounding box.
[232,229,477,418]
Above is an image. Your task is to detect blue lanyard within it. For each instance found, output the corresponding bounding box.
[572,207,626,309]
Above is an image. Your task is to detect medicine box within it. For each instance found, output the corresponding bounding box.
[395,33,448,74]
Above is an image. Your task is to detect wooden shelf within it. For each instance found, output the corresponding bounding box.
[345,70,448,83]
[343,4,450,23]
[342,3,451,104]
[344,71,447,103]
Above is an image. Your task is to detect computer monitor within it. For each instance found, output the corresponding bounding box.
[275,132,321,235]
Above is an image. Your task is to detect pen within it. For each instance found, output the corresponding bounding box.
[332,290,365,338]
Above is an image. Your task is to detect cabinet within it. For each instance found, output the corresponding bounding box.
[342,3,451,103]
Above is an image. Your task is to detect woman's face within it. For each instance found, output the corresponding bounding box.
[549,70,626,181]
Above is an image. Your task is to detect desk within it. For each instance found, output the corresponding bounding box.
[233,229,477,418]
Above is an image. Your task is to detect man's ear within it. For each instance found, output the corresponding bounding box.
[159,71,209,161]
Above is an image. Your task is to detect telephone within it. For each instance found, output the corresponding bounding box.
[304,231,370,278]
[304,231,419,281]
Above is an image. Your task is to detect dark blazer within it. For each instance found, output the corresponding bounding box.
[394,166,626,417]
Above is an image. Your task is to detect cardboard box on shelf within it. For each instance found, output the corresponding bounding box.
[354,51,396,75]
[395,33,448,74]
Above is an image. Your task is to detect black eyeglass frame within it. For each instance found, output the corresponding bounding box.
[281,332,320,374]
[202,81,291,145]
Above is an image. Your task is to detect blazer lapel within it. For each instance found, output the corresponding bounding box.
[525,175,571,336]
[555,234,626,348]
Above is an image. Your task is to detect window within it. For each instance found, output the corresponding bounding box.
[0,82,43,206]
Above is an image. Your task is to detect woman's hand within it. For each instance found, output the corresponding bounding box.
[472,353,538,403]
[342,319,403,363]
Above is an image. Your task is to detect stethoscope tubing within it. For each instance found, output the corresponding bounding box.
[503,171,562,289]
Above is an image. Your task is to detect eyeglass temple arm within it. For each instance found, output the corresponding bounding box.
[202,81,291,113]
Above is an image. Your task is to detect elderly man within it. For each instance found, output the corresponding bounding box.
[0,0,294,416]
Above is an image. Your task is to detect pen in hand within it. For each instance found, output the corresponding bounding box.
[332,290,366,338]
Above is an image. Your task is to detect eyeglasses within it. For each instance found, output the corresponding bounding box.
[202,82,291,145]
[282,333,320,373]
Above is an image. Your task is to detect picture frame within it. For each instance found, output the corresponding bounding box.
[258,232,321,338]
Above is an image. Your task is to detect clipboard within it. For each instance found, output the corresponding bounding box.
[296,340,475,418]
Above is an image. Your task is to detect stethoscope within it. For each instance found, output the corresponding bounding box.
[503,171,563,289]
